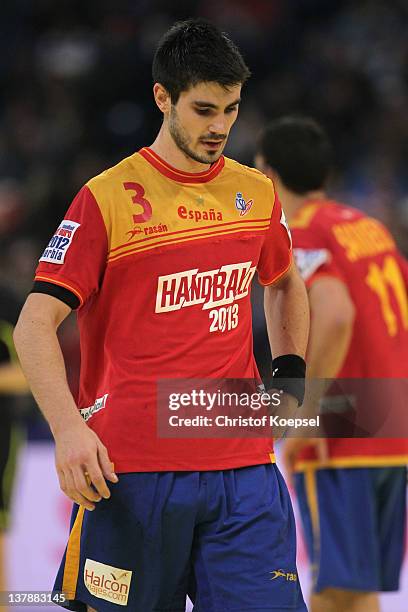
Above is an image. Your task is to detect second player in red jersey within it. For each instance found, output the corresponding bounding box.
[256,116,407,612]
[291,198,408,465]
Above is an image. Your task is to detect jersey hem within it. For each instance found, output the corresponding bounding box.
[258,255,292,286]
[111,453,276,473]
[31,280,80,310]
[34,274,85,307]
[295,454,408,471]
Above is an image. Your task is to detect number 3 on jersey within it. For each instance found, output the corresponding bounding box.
[124,182,153,223]
[209,305,239,333]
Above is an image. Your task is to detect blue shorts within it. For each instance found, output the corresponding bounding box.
[54,464,306,611]
[295,466,407,593]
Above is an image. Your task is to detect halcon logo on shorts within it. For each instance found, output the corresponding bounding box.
[155,261,256,313]
[39,220,80,264]
[84,559,132,606]
[79,394,108,422]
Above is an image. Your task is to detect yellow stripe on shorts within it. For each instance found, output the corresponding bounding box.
[62,506,86,598]
[304,468,320,589]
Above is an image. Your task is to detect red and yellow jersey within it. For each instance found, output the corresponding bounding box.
[291,199,408,469]
[34,147,292,472]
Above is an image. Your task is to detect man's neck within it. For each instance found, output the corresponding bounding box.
[277,183,326,223]
[149,125,212,173]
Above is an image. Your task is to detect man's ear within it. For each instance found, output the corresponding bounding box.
[255,153,275,181]
[254,153,267,173]
[153,83,171,114]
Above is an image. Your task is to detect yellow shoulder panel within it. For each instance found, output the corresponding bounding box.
[84,154,276,262]
[291,202,324,229]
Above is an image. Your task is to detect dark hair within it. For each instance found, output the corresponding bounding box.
[258,116,333,194]
[152,18,251,103]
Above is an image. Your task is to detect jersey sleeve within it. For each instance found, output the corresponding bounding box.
[257,189,292,285]
[32,185,108,309]
[292,224,346,288]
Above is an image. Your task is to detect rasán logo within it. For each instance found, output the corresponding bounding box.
[270,569,298,581]
[235,192,253,216]
[127,223,168,241]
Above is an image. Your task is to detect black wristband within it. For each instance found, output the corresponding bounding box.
[271,354,306,405]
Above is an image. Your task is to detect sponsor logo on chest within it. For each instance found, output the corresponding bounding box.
[155,261,256,313]
[178,205,223,223]
[127,223,168,240]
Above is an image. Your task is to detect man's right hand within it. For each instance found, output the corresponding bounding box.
[54,418,118,511]
[13,293,119,511]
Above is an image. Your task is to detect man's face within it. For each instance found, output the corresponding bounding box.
[167,82,241,164]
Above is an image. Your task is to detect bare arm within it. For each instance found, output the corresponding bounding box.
[307,276,355,377]
[264,262,309,359]
[14,293,117,509]
[14,294,80,429]
[263,263,309,437]
[282,276,355,479]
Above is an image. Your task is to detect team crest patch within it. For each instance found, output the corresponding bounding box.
[39,220,80,264]
[84,559,132,606]
[235,192,253,216]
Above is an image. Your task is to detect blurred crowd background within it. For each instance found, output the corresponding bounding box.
[1,0,408,427]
